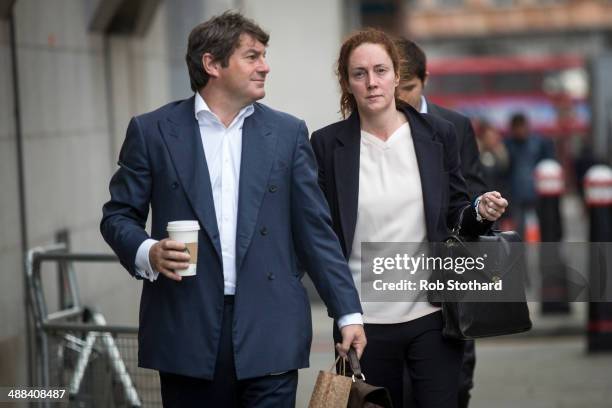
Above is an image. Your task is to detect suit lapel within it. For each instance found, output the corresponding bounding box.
[403,106,444,241]
[235,105,276,271]
[159,96,222,260]
[334,112,361,256]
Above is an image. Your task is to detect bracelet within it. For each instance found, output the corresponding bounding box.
[474,195,484,222]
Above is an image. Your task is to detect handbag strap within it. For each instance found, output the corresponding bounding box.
[452,203,472,236]
[347,348,365,382]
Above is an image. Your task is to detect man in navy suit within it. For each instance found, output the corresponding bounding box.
[101,11,365,407]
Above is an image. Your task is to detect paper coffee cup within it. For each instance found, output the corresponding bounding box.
[166,220,200,277]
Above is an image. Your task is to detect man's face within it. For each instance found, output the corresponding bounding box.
[398,76,425,111]
[217,34,270,105]
[347,42,399,116]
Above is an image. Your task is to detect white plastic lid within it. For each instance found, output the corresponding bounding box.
[166,220,200,232]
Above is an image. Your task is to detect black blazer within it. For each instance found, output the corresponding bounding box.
[310,103,490,259]
[427,102,488,200]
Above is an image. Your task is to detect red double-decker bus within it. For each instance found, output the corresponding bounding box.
[426,54,590,138]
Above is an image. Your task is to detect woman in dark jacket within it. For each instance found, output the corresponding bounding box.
[310,29,508,408]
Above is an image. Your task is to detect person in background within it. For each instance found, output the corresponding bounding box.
[311,28,508,408]
[504,112,555,239]
[477,120,510,205]
[395,38,488,408]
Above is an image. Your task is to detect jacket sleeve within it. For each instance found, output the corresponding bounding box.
[100,116,152,277]
[291,121,362,318]
[439,120,492,236]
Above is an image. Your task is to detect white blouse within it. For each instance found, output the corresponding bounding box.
[348,122,441,324]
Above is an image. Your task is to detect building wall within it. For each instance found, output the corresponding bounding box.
[408,0,612,40]
[243,0,347,131]
[0,16,27,386]
[405,0,612,58]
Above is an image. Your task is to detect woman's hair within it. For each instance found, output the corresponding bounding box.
[336,28,402,118]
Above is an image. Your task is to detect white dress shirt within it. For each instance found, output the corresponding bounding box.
[134,93,362,327]
[420,95,428,114]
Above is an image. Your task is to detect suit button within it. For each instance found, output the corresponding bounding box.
[171,182,179,189]
[267,272,275,280]
[260,227,268,236]
[269,185,278,193]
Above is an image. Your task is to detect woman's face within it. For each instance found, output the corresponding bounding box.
[347,43,398,116]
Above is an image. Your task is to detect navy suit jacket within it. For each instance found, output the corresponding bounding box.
[427,102,488,200]
[100,96,362,380]
[310,103,491,259]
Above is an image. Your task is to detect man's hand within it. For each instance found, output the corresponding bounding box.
[336,324,367,359]
[149,239,190,282]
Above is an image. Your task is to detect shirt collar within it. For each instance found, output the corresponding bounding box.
[419,95,428,114]
[194,92,254,127]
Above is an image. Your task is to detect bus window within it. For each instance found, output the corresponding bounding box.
[489,72,541,94]
[428,74,485,95]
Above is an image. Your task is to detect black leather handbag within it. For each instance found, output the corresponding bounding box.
[433,226,533,340]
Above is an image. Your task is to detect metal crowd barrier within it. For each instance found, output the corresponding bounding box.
[26,244,161,407]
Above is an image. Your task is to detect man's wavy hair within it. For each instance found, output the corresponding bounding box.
[185,11,269,92]
[336,28,402,118]
[396,38,427,83]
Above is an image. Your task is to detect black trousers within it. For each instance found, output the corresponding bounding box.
[335,311,464,408]
[404,338,475,408]
[458,340,476,408]
[159,296,297,408]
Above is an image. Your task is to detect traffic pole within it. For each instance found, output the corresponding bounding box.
[534,159,569,314]
[584,164,612,352]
